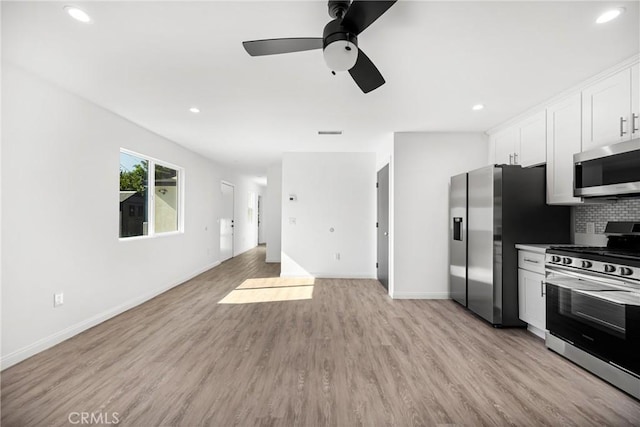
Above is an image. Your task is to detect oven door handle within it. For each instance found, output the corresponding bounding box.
[546,267,628,287]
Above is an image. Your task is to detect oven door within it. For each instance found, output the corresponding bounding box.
[546,277,640,376]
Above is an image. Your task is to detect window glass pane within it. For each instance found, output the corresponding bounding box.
[155,164,178,233]
[119,152,148,237]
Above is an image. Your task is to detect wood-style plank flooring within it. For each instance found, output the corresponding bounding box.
[2,245,639,426]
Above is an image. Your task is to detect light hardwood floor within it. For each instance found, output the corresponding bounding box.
[2,245,639,426]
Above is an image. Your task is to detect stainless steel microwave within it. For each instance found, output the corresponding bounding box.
[574,138,640,199]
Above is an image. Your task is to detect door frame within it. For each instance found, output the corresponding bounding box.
[220,181,235,261]
[377,164,390,294]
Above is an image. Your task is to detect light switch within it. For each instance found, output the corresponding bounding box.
[289,217,296,225]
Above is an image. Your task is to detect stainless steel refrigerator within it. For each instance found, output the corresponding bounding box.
[449,165,570,326]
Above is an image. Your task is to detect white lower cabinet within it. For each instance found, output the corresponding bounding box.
[517,249,546,338]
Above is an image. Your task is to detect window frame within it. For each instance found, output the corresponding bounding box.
[119,148,185,241]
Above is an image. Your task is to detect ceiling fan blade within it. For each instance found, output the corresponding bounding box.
[348,48,385,93]
[341,1,397,35]
[242,38,323,56]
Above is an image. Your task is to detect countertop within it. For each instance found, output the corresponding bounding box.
[515,244,555,254]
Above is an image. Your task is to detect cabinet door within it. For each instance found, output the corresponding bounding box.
[582,68,632,150]
[518,111,546,167]
[546,94,583,205]
[632,63,639,139]
[520,269,546,332]
[493,127,519,165]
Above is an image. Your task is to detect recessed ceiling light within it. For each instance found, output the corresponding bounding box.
[189,107,200,114]
[64,5,92,23]
[472,104,485,111]
[596,8,624,24]
[318,130,342,135]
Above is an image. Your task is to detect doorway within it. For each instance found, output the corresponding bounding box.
[377,164,389,291]
[220,182,235,262]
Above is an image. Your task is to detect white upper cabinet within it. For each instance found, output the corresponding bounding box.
[546,93,583,205]
[489,110,546,167]
[518,111,546,167]
[582,68,633,150]
[492,127,519,165]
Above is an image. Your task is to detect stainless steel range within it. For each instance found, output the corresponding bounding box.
[545,222,640,399]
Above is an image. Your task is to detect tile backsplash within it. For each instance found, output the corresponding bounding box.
[575,199,640,234]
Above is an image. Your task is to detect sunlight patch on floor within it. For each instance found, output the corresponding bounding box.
[236,277,315,289]
[218,277,315,304]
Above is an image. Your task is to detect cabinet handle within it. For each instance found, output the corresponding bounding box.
[540,280,545,297]
[633,113,639,134]
[508,154,513,165]
[524,258,539,264]
[620,116,628,137]
[513,152,519,164]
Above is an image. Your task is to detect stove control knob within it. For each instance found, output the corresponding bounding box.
[581,261,593,268]
[551,256,561,263]
[562,257,572,265]
[620,267,633,276]
[604,264,616,273]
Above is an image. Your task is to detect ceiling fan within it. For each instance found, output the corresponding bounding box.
[242,0,397,94]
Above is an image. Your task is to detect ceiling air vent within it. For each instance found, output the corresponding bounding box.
[318,131,342,135]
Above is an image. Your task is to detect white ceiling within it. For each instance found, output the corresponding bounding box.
[3,1,639,176]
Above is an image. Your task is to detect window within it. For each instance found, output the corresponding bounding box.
[119,149,182,238]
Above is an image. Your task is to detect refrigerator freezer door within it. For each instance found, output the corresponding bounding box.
[467,166,499,324]
[449,173,467,306]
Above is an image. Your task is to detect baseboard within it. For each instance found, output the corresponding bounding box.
[391,291,450,299]
[265,257,281,263]
[527,324,546,340]
[279,272,376,279]
[1,260,220,371]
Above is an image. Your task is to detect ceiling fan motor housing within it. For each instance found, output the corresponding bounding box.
[323,19,357,49]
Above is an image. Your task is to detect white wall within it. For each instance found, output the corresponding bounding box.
[281,152,376,278]
[0,64,256,369]
[265,163,282,263]
[392,132,488,298]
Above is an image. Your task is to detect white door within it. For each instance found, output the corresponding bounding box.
[220,182,234,262]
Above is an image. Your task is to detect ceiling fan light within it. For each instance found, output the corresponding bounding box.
[323,40,358,72]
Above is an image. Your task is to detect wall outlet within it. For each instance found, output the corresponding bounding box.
[586,222,595,234]
[335,253,340,260]
[54,292,64,307]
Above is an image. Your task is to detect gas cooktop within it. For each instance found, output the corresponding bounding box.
[548,246,640,260]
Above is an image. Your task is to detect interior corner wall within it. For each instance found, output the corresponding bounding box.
[281,152,376,278]
[1,64,231,369]
[265,163,282,263]
[392,132,488,299]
